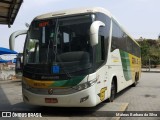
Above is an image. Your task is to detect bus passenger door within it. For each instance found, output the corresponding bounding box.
[95,35,108,102]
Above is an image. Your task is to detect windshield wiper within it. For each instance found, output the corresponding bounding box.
[56,58,72,78]
[53,19,59,64]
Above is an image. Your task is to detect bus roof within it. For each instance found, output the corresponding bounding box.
[34,7,112,20]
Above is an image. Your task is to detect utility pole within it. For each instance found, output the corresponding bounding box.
[149,58,151,71]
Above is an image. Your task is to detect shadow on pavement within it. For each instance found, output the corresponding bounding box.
[11,102,109,117]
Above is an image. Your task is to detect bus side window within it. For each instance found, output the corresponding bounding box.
[111,21,119,51]
[96,36,105,63]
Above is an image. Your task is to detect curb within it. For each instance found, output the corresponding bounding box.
[142,71,160,73]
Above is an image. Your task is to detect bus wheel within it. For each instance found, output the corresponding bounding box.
[132,73,139,87]
[109,80,116,102]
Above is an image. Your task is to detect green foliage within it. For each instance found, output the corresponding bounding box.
[137,39,160,67]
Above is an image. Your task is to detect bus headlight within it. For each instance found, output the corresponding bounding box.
[72,79,97,91]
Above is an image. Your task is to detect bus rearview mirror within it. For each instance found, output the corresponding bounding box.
[9,30,28,50]
[90,21,105,46]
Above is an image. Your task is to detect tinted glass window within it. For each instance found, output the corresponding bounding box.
[111,20,140,57]
[96,36,105,63]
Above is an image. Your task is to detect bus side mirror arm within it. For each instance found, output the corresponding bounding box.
[90,21,105,46]
[9,30,28,50]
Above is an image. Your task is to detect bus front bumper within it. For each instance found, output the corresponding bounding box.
[22,85,97,107]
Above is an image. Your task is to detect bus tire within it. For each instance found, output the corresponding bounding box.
[109,79,116,102]
[132,73,139,87]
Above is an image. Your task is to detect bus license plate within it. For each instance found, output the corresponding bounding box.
[45,98,58,103]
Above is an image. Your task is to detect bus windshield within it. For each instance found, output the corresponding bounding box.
[24,14,93,73]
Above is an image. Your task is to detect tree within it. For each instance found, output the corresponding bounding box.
[140,40,150,66]
[137,39,160,67]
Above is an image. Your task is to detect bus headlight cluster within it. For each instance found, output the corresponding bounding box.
[72,79,97,91]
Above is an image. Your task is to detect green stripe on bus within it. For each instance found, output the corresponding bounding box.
[120,50,132,81]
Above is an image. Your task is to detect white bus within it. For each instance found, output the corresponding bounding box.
[10,7,141,107]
